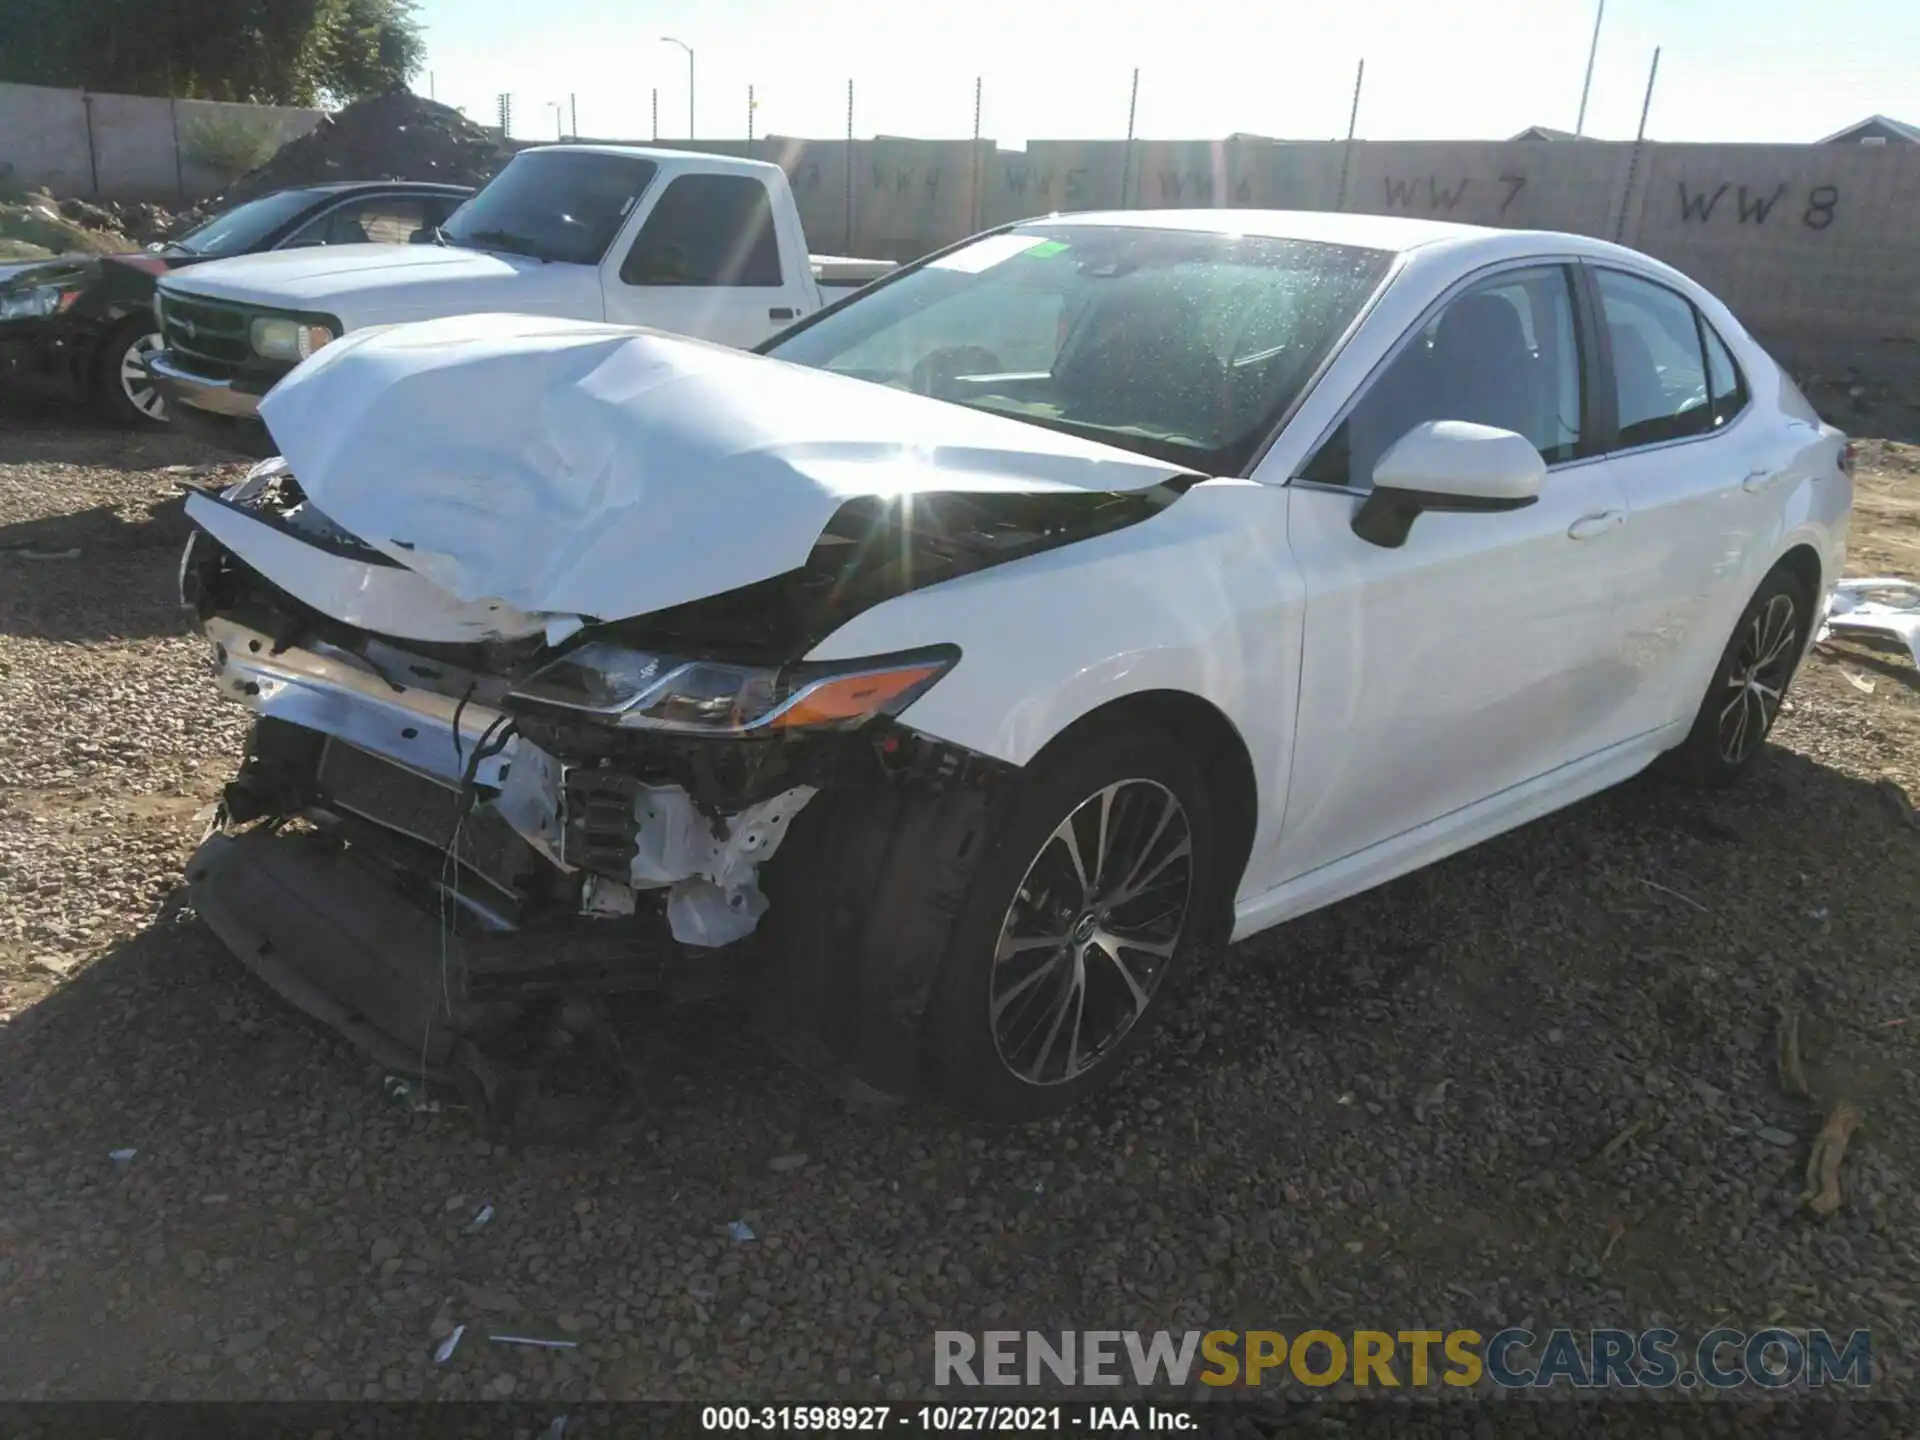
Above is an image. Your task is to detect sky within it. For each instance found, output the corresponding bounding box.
[410,0,1920,148]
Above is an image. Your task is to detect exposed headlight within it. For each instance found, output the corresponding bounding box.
[250,316,335,361]
[506,642,958,735]
[0,284,79,321]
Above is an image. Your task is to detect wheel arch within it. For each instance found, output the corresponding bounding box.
[1023,687,1259,947]
[1773,541,1824,612]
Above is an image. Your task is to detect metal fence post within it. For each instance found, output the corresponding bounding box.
[1335,58,1364,211]
[844,79,855,252]
[1120,69,1139,209]
[969,77,983,231]
[81,93,101,196]
[1613,47,1661,243]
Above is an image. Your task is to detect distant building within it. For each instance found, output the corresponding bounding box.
[1816,115,1920,145]
[1508,126,1592,141]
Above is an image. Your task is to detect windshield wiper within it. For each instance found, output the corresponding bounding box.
[451,228,551,263]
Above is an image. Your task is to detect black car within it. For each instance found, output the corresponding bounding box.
[0,181,472,427]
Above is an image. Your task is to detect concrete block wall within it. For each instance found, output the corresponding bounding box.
[0,82,322,201]
[7,83,1916,342]
[665,134,1920,344]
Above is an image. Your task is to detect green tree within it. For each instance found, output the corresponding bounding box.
[0,0,423,106]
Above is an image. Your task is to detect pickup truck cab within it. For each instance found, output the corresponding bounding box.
[150,145,894,453]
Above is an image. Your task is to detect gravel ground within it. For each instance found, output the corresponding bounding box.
[1,405,1917,1405]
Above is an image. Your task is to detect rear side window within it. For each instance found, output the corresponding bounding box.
[1594,269,1717,448]
[1700,318,1749,428]
[621,175,783,287]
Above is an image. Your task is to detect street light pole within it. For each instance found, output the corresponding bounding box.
[662,36,695,138]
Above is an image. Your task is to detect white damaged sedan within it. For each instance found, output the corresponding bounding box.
[179,210,1851,1121]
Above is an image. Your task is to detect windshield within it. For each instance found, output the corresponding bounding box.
[766,224,1394,473]
[165,190,322,258]
[440,150,659,266]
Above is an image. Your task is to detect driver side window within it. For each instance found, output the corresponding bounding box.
[1300,265,1584,489]
[282,196,431,249]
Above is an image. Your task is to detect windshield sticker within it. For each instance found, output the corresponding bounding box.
[1024,240,1069,259]
[928,233,1055,273]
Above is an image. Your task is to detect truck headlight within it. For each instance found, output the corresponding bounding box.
[0,284,79,321]
[250,316,335,361]
[506,642,957,735]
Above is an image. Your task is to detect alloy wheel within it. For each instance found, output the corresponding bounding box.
[989,778,1195,1086]
[1718,592,1799,765]
[120,332,168,421]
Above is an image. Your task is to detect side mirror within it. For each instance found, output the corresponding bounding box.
[1351,420,1546,548]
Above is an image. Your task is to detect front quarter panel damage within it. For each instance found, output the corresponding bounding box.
[804,477,1301,903]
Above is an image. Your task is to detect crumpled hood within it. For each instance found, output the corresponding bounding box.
[256,312,1191,623]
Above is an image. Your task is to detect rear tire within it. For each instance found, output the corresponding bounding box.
[920,723,1215,1122]
[94,320,168,428]
[1658,566,1811,788]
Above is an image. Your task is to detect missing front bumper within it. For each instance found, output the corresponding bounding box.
[185,826,753,1086]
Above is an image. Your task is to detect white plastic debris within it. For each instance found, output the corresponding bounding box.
[108,1148,137,1166]
[1820,578,1920,669]
[434,1324,467,1364]
[488,1334,579,1350]
[463,1204,495,1234]
[667,878,771,948]
[580,875,636,917]
[627,783,816,946]
[727,1220,757,1242]
[383,1074,441,1113]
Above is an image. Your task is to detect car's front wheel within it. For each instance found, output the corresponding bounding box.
[95,321,168,427]
[922,723,1215,1121]
[1660,564,1812,787]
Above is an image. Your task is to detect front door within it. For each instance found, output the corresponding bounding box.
[1274,262,1633,883]
[602,173,812,348]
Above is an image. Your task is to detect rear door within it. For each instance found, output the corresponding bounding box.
[601,173,816,347]
[1274,261,1633,882]
[1583,264,1802,739]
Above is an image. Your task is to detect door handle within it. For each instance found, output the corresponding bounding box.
[1742,466,1786,493]
[1567,510,1625,541]
[768,306,797,321]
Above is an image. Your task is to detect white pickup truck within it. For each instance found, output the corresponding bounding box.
[149,145,895,453]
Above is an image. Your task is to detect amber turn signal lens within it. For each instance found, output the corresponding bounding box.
[770,663,947,729]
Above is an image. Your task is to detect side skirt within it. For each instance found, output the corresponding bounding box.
[1229,723,1689,944]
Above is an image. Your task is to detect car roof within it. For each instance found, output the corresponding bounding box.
[289,180,476,197]
[525,143,785,181]
[1031,208,1660,267]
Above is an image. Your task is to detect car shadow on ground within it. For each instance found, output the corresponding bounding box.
[0,499,206,642]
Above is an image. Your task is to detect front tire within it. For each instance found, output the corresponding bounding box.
[94,321,168,428]
[1660,566,1810,788]
[921,723,1215,1121]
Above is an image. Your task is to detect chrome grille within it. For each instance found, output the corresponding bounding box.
[159,292,252,379]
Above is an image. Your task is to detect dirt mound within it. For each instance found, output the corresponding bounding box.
[223,90,512,204]
[0,194,137,261]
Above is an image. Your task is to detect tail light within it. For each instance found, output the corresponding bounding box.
[1840,441,1856,478]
